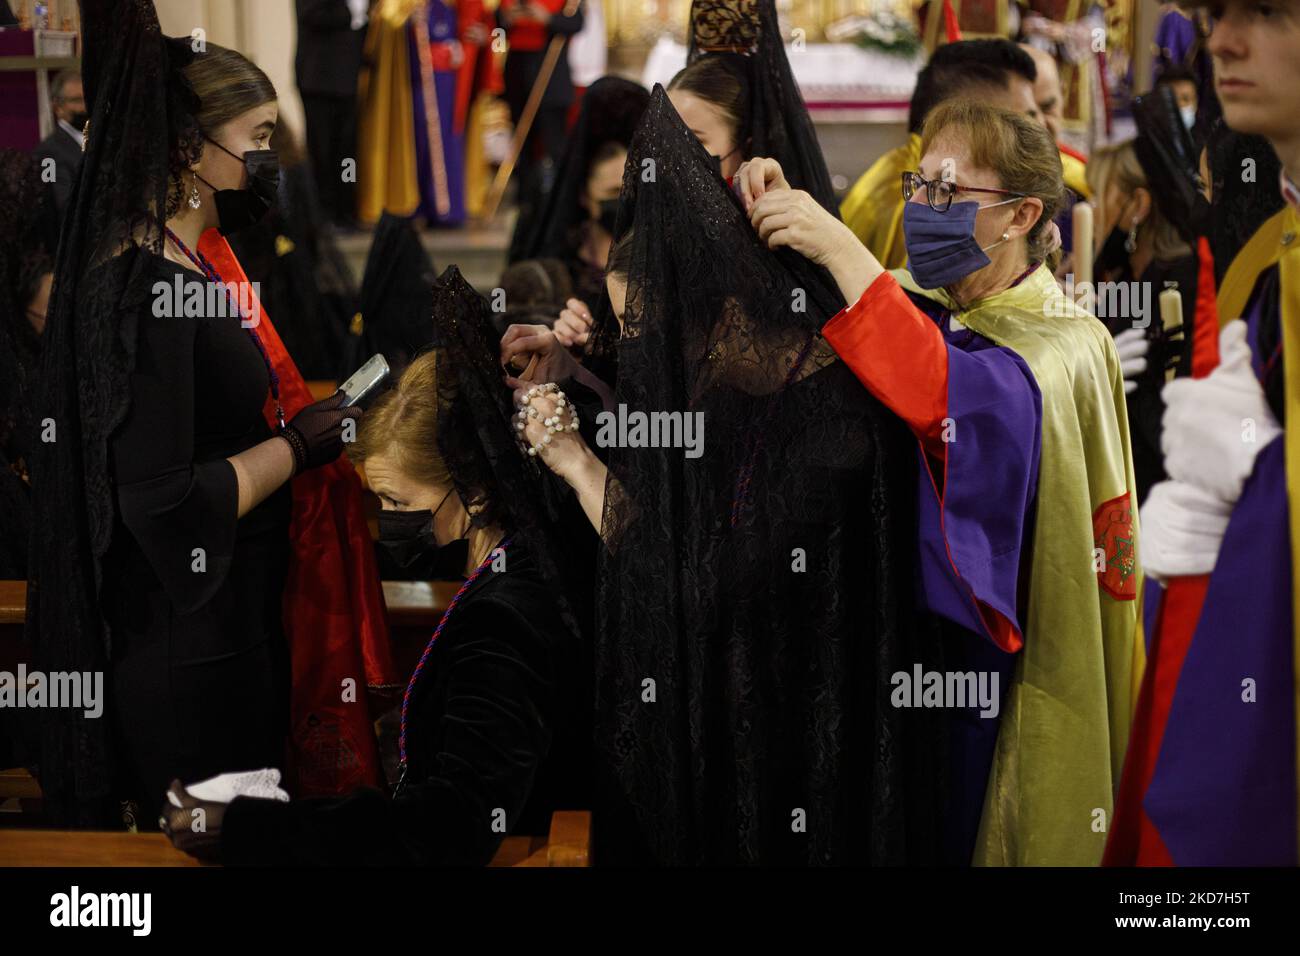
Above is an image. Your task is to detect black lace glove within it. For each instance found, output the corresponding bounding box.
[160,780,226,863]
[281,392,361,474]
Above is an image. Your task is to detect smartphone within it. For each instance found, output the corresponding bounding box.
[338,353,390,408]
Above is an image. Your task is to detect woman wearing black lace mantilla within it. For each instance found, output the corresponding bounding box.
[510,87,947,865]
[26,0,363,826]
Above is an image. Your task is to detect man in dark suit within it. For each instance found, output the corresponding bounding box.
[32,68,85,218]
[296,0,368,228]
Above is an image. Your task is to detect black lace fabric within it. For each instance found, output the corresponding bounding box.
[508,76,650,267]
[0,149,53,581]
[425,266,592,645]
[24,0,201,824]
[593,88,946,864]
[687,0,837,213]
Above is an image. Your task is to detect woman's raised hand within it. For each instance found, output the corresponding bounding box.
[746,179,884,305]
[749,187,854,266]
[510,382,595,485]
[500,322,582,384]
[553,298,594,348]
[734,156,791,213]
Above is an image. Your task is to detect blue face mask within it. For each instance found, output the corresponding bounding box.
[902,197,1019,290]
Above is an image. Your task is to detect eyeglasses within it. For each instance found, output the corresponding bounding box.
[901,171,1027,213]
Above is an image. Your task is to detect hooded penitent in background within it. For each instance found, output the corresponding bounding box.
[340,211,438,383]
[592,86,946,865]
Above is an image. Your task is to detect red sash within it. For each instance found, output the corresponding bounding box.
[199,231,397,797]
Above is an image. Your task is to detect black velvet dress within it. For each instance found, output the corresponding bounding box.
[102,252,292,812]
[218,538,591,866]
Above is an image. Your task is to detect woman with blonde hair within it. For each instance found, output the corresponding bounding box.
[164,268,590,865]
[733,99,1140,866]
[1087,140,1199,503]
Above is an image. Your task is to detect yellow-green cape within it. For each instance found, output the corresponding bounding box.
[895,264,1142,865]
[841,134,921,271]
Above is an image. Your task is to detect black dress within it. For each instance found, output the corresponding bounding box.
[102,252,292,811]
[218,538,590,866]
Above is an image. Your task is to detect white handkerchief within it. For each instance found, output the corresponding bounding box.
[166,768,291,807]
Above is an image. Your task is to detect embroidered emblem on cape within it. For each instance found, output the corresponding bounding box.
[1093,490,1137,600]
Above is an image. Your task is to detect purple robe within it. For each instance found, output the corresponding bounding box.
[409,1,467,225]
[902,288,1044,862]
[1142,272,1297,864]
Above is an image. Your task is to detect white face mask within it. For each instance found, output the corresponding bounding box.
[1179,105,1196,130]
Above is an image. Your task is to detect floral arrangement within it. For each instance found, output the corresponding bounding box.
[826,9,922,59]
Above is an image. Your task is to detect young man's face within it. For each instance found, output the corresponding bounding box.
[1207,0,1300,144]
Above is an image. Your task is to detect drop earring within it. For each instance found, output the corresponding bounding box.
[188,174,201,210]
[1124,217,1139,254]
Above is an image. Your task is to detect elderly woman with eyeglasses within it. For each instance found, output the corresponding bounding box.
[734,98,1141,867]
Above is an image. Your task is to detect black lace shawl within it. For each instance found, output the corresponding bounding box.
[423,266,590,645]
[0,149,53,581]
[593,87,946,864]
[507,76,651,266]
[340,211,437,383]
[24,0,201,824]
[687,0,837,213]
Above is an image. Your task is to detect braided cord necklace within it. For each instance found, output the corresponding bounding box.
[395,534,513,795]
[164,227,286,431]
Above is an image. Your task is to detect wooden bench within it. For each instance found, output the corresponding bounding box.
[0,810,591,867]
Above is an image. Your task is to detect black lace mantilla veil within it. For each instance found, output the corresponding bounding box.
[507,76,651,266]
[687,0,837,213]
[24,0,197,824]
[593,86,946,865]
[424,266,591,646]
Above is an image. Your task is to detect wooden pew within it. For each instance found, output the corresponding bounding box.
[0,810,592,866]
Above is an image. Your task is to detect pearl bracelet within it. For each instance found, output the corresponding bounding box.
[514,383,580,457]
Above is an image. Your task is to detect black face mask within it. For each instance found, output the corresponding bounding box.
[595,197,620,236]
[708,144,742,181]
[68,110,89,132]
[1094,224,1134,283]
[375,489,467,577]
[196,137,280,236]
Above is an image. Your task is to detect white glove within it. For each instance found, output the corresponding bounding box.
[1139,479,1233,583]
[1160,320,1281,504]
[1113,326,1149,395]
[347,0,369,30]
[166,769,290,807]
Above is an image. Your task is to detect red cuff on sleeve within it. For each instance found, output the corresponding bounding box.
[822,272,950,459]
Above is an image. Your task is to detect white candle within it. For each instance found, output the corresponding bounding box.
[1159,287,1185,382]
[1072,201,1093,296]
